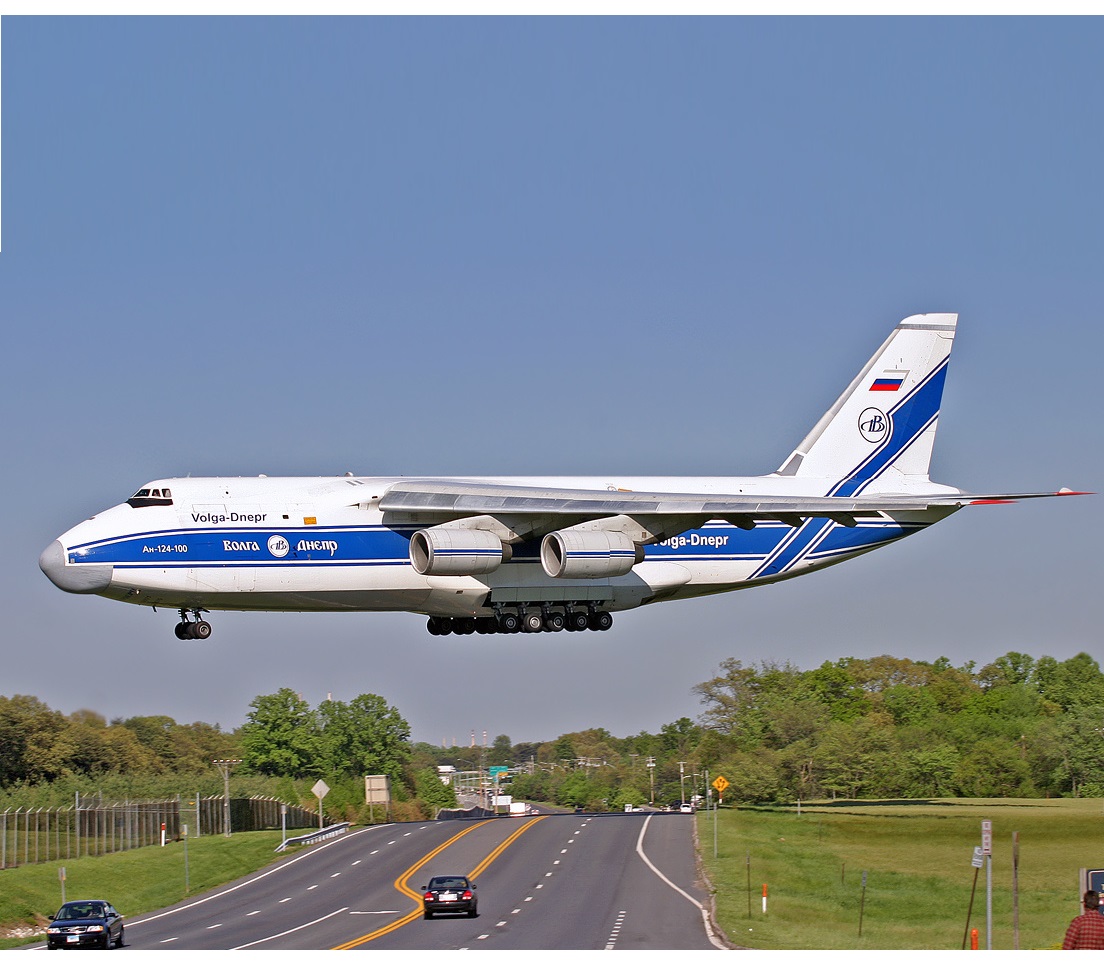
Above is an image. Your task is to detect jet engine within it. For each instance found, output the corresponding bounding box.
[409,528,508,576]
[540,530,643,579]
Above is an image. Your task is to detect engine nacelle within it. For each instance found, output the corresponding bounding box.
[540,530,643,579]
[410,528,507,576]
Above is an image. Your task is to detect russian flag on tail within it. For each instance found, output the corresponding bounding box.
[870,370,908,392]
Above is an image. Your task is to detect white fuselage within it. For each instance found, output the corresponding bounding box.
[42,473,948,619]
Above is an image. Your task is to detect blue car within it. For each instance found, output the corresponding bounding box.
[46,900,125,949]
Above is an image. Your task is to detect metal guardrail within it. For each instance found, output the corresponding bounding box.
[276,822,350,851]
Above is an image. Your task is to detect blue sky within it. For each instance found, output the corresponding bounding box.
[3,16,1100,748]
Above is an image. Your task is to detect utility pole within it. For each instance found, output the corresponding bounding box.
[212,760,241,837]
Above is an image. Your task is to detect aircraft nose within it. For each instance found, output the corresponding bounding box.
[39,540,112,594]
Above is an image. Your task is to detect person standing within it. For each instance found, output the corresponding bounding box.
[1063,890,1104,949]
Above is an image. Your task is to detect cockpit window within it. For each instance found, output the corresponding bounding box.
[127,486,174,509]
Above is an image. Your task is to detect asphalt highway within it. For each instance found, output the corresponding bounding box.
[82,811,725,950]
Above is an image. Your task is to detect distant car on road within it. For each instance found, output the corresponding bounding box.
[422,875,478,918]
[679,803,694,814]
[46,900,125,949]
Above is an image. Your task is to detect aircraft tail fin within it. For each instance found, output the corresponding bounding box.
[775,313,958,492]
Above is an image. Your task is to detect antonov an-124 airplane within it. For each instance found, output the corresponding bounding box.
[41,313,1087,640]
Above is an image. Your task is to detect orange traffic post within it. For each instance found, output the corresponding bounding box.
[971,928,979,950]
[762,883,768,914]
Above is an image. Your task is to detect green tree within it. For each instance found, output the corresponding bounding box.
[413,767,457,810]
[0,695,67,785]
[240,689,318,777]
[803,659,869,721]
[692,658,765,744]
[487,734,513,767]
[316,693,411,779]
[1035,653,1104,710]
[953,738,1035,797]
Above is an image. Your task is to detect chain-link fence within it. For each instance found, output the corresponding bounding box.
[0,795,324,868]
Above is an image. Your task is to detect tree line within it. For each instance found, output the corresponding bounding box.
[3,650,1104,819]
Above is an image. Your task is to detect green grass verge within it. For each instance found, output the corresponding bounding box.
[0,829,313,949]
[699,797,1097,949]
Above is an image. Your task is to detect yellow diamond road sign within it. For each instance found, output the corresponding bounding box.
[712,775,729,793]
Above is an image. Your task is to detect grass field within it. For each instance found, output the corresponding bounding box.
[700,797,1099,950]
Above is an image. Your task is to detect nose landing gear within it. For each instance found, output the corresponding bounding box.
[174,609,212,640]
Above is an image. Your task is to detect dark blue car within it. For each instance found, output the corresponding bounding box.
[46,900,125,949]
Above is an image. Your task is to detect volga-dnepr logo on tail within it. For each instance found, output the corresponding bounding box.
[40,313,1089,640]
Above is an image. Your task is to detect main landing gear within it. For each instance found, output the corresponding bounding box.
[174,609,212,640]
[426,604,614,636]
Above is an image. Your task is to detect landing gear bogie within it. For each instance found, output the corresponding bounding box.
[175,610,212,640]
[425,604,614,635]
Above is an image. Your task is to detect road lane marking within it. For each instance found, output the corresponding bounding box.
[635,814,727,950]
[231,907,349,950]
[332,820,491,948]
[124,822,392,928]
[333,816,546,949]
[605,910,627,949]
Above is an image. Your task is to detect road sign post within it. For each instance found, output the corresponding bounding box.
[712,775,728,859]
[982,820,993,949]
[312,779,330,830]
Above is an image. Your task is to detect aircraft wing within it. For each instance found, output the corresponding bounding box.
[378,480,1088,530]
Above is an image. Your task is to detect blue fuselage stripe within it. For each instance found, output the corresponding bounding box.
[66,520,917,576]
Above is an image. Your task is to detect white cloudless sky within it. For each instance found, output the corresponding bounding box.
[3,14,1100,748]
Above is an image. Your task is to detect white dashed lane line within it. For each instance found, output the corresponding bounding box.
[605,910,627,950]
[481,816,588,942]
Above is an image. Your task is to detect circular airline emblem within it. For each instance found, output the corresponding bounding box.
[858,407,889,443]
[267,535,290,558]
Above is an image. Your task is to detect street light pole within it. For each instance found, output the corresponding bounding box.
[212,760,241,837]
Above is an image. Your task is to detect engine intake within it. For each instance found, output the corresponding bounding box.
[410,529,508,576]
[540,530,643,579]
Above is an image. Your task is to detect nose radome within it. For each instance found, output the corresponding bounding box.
[39,540,112,594]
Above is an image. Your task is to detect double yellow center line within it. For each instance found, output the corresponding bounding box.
[332,815,545,949]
